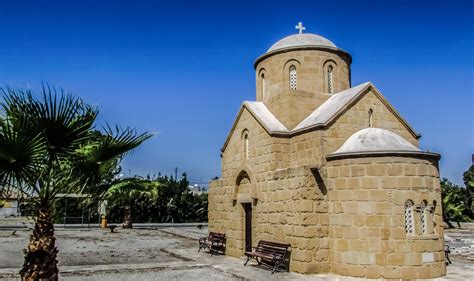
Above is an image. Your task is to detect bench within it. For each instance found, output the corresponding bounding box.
[244,240,291,274]
[445,244,452,265]
[198,232,226,255]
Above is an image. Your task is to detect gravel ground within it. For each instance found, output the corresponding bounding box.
[1,217,473,280]
[0,227,196,269]
[0,268,242,281]
[62,268,242,281]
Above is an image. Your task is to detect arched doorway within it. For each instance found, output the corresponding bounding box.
[236,170,253,253]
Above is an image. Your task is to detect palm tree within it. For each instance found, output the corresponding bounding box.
[105,177,158,228]
[0,85,151,280]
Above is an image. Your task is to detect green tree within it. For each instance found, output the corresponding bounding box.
[106,177,158,228]
[0,86,151,280]
[463,165,474,218]
[441,178,471,228]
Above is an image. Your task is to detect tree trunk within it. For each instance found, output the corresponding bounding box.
[122,205,132,229]
[20,208,58,281]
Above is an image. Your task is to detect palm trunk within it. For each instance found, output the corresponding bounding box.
[122,204,132,229]
[20,208,58,281]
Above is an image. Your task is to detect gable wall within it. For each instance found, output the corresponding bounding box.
[221,108,290,180]
[321,89,419,159]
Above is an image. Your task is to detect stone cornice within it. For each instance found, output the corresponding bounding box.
[325,150,441,161]
[254,45,352,69]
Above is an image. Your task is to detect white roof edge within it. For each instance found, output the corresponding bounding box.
[243,101,289,133]
[293,82,371,131]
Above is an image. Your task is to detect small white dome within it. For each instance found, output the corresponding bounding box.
[333,128,420,154]
[268,33,337,52]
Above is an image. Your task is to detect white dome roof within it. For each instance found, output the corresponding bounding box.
[333,128,420,154]
[268,33,337,52]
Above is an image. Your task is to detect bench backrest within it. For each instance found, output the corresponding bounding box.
[209,232,226,241]
[255,240,290,258]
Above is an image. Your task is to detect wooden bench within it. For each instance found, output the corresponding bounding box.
[244,240,291,273]
[198,232,226,255]
[445,244,452,265]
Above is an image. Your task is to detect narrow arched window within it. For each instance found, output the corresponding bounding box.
[432,200,437,234]
[261,73,266,100]
[328,65,334,94]
[368,109,373,127]
[404,200,415,235]
[289,65,297,90]
[420,200,428,234]
[244,132,249,160]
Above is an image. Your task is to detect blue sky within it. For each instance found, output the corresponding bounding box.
[0,0,472,185]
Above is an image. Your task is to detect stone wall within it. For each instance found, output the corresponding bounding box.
[255,49,351,129]
[326,155,445,279]
[209,165,331,273]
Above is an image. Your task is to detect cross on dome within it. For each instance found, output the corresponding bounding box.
[295,22,305,34]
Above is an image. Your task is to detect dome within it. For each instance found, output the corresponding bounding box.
[333,128,420,154]
[268,33,337,52]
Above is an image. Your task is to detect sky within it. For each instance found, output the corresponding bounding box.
[0,0,472,185]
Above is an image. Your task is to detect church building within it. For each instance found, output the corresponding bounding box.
[208,23,445,279]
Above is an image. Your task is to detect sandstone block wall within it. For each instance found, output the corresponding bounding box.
[326,155,445,279]
[209,166,330,273]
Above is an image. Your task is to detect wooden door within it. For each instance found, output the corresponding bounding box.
[243,203,252,252]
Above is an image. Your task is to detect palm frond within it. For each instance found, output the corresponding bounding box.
[0,117,48,191]
[1,85,98,159]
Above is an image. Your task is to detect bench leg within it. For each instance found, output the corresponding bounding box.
[445,246,452,265]
[198,242,206,253]
[271,260,279,274]
[446,253,452,265]
[244,255,250,266]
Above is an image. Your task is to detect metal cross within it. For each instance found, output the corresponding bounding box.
[295,22,305,34]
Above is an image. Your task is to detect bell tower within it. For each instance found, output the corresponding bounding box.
[254,23,352,130]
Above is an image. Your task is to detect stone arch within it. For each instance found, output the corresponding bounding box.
[235,170,251,186]
[241,128,249,139]
[283,58,302,71]
[233,167,257,203]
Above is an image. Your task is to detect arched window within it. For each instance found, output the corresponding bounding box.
[420,200,428,234]
[327,65,334,94]
[404,200,415,235]
[243,131,249,160]
[368,109,373,127]
[289,65,297,90]
[261,73,266,100]
[432,200,437,234]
